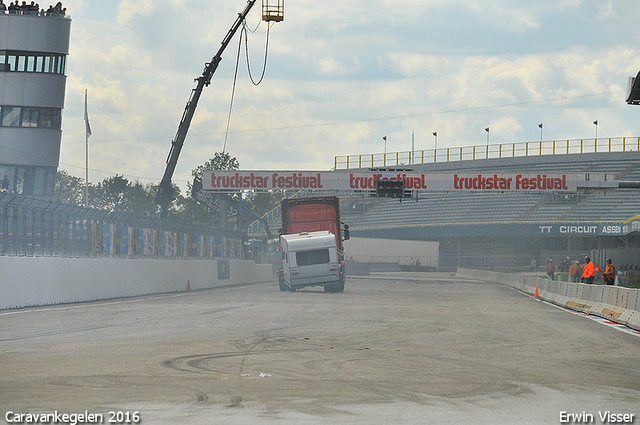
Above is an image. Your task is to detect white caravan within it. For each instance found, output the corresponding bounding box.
[279,231,343,292]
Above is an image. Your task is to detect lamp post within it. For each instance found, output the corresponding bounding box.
[538,123,543,142]
[433,132,437,150]
[382,136,387,165]
[411,129,415,165]
[485,127,490,159]
[593,120,598,141]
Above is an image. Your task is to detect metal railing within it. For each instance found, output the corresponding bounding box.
[0,193,244,259]
[334,136,640,170]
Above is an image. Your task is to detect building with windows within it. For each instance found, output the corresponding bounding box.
[0,10,71,197]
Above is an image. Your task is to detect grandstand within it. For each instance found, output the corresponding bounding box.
[249,145,640,273]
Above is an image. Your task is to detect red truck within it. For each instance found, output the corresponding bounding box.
[278,196,350,292]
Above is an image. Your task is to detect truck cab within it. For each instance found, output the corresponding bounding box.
[279,231,344,292]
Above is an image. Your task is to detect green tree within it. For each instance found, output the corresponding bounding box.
[180,152,241,224]
[55,170,163,217]
[92,175,130,211]
[55,169,86,205]
[190,151,240,190]
[91,175,165,217]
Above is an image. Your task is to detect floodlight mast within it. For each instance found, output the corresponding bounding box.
[626,70,640,105]
[156,0,257,219]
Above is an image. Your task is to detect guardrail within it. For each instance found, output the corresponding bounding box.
[456,268,640,332]
[335,136,640,169]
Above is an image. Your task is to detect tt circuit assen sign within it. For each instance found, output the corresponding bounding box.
[202,170,609,193]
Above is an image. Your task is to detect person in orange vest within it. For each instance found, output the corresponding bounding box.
[546,258,555,280]
[568,260,579,283]
[581,256,596,284]
[602,258,616,285]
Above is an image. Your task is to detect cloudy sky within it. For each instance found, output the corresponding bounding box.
[59,0,640,192]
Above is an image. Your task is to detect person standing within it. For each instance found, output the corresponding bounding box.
[569,260,578,283]
[581,256,596,284]
[602,258,616,286]
[547,258,555,280]
[1,175,10,193]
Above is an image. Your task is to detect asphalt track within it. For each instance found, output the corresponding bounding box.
[1,273,639,425]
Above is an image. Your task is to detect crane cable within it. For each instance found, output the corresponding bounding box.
[243,20,271,86]
[222,19,245,153]
[222,19,272,152]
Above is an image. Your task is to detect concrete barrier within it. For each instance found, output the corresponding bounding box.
[455,268,640,332]
[0,257,274,309]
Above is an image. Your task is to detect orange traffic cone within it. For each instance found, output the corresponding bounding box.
[534,286,539,297]
[187,280,192,291]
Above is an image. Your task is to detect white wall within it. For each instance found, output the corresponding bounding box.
[0,257,274,309]
[344,237,439,267]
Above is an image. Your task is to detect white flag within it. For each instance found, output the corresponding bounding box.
[84,89,92,138]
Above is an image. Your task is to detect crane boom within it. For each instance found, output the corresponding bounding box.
[156,0,257,218]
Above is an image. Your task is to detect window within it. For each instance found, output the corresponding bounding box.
[7,55,16,71]
[40,109,54,128]
[33,168,55,196]
[0,50,67,74]
[2,107,21,127]
[52,109,61,128]
[22,108,39,127]
[26,56,35,72]
[296,249,331,266]
[0,106,62,128]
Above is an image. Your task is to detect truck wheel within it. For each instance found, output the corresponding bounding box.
[323,285,335,293]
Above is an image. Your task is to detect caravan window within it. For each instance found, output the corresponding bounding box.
[296,249,330,266]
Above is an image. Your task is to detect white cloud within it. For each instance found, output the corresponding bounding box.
[56,0,640,192]
[385,53,451,78]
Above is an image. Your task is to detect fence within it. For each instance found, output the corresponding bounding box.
[0,193,244,259]
[591,247,640,287]
[334,136,640,169]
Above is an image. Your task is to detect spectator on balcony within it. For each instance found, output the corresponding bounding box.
[0,1,7,13]
[23,1,38,14]
[45,1,62,16]
[1,175,11,193]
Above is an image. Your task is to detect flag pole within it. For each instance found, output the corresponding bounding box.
[85,134,88,207]
[84,89,92,207]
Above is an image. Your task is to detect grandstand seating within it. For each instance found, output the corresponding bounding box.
[343,154,640,231]
[248,151,640,238]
